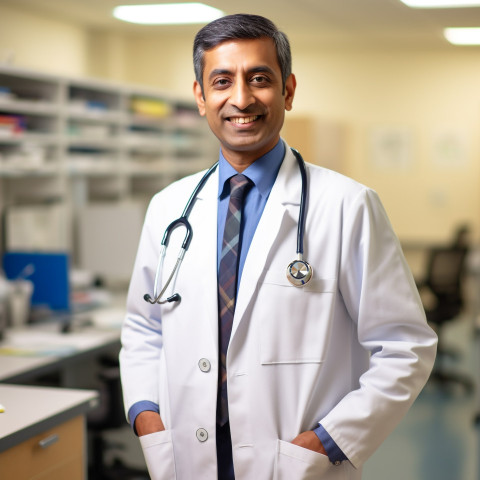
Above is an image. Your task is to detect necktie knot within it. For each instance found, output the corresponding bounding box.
[229,174,251,201]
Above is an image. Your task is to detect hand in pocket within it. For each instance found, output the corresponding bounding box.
[291,430,328,456]
[135,411,165,436]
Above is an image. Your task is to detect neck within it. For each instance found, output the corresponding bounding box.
[222,154,255,173]
[221,139,281,172]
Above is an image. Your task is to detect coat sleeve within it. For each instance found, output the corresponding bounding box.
[119,193,165,421]
[320,187,437,468]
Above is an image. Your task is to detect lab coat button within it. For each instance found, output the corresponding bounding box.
[196,428,208,442]
[198,358,211,372]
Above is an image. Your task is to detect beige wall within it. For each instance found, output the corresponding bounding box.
[85,30,195,99]
[0,3,88,76]
[0,3,479,243]
[291,45,480,243]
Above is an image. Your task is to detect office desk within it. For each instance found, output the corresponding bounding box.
[0,306,124,385]
[0,384,98,480]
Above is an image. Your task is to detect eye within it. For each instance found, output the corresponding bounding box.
[250,75,270,86]
[213,78,231,89]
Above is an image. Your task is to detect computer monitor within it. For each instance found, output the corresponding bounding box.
[3,251,70,311]
[76,203,145,287]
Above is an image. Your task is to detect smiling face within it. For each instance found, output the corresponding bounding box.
[193,37,296,170]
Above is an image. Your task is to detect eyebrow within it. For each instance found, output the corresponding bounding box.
[208,65,277,82]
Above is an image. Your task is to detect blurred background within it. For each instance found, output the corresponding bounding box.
[0,1,479,479]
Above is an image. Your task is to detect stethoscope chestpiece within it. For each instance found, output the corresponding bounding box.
[286,259,313,287]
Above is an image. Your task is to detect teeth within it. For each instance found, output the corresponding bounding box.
[230,116,258,124]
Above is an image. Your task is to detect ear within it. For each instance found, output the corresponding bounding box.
[284,74,296,112]
[193,81,206,116]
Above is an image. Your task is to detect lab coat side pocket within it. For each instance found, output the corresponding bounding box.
[139,430,177,480]
[273,439,334,480]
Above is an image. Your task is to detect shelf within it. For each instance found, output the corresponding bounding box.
[0,132,60,145]
[66,138,121,149]
[0,65,216,263]
[128,114,169,127]
[0,99,59,116]
[66,107,125,123]
[128,170,166,177]
[0,167,59,178]
[68,169,118,177]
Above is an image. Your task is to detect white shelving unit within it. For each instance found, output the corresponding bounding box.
[0,65,216,265]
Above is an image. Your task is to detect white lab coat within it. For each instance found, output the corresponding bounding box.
[120,143,437,480]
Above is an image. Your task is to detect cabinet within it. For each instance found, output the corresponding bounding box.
[0,384,98,480]
[0,416,85,480]
[0,65,215,258]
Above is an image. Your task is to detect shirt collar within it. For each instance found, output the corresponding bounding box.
[218,139,285,198]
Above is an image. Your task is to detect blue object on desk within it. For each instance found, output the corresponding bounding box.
[3,252,70,311]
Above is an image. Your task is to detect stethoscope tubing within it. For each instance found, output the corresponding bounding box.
[181,162,219,219]
[291,148,308,257]
[145,147,310,304]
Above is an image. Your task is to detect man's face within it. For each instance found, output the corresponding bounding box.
[193,37,296,167]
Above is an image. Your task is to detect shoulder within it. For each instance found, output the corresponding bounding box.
[303,163,391,233]
[306,162,375,204]
[158,169,212,198]
[150,167,213,204]
[142,167,216,227]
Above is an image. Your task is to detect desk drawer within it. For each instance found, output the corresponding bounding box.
[0,416,85,480]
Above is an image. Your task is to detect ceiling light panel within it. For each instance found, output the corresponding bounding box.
[113,3,225,25]
[400,0,480,7]
[444,27,480,44]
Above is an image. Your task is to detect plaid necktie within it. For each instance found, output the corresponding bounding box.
[217,174,252,426]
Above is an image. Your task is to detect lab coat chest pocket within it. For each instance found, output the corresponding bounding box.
[259,272,336,364]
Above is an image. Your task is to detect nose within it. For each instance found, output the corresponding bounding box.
[229,78,255,111]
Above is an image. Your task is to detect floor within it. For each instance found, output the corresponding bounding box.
[363,313,480,480]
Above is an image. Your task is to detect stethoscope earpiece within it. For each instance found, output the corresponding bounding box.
[144,293,154,303]
[167,293,181,303]
[144,293,181,304]
[286,259,313,287]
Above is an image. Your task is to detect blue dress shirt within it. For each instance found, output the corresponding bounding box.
[128,139,347,465]
[216,139,285,284]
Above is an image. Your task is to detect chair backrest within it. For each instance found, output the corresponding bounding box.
[425,246,468,303]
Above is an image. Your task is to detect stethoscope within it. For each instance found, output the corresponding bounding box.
[144,148,313,305]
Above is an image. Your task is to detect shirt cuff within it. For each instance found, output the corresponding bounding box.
[314,424,348,465]
[128,400,159,435]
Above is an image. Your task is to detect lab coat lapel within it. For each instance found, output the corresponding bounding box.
[232,147,300,336]
[192,168,220,341]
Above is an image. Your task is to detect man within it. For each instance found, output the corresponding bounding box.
[120,14,437,480]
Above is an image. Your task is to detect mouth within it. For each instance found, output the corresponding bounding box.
[227,115,261,125]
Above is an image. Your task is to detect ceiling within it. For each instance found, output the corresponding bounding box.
[4,0,480,47]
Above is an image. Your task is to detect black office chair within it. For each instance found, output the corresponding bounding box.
[418,244,474,392]
[87,356,149,480]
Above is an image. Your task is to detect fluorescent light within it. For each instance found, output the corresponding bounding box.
[400,0,480,7]
[444,27,480,44]
[113,3,225,25]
